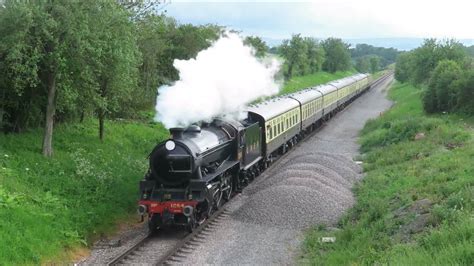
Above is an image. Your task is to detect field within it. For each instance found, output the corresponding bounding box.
[303,82,474,264]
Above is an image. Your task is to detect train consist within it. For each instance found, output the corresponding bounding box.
[138,73,374,232]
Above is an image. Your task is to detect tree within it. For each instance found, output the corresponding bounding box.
[394,52,413,83]
[244,36,268,58]
[0,1,86,156]
[465,45,474,57]
[279,34,308,79]
[83,1,141,141]
[135,15,221,109]
[350,43,399,67]
[304,37,325,73]
[135,15,178,108]
[355,56,370,73]
[410,39,467,85]
[321,38,351,73]
[455,69,474,114]
[423,60,462,113]
[369,55,381,73]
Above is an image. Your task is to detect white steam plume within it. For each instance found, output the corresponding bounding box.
[154,32,281,128]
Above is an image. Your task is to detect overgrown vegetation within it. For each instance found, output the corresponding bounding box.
[0,119,168,264]
[395,39,474,114]
[303,82,474,265]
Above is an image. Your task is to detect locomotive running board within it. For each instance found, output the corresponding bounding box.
[196,160,240,183]
[243,156,262,170]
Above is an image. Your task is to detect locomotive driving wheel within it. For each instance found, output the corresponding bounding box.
[213,183,223,210]
[221,172,233,202]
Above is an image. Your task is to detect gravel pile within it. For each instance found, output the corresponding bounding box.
[234,184,352,229]
[233,151,360,229]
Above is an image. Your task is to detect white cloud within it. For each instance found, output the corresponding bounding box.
[166,0,474,39]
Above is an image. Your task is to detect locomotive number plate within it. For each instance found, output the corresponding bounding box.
[170,203,184,209]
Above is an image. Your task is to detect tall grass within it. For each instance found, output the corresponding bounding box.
[0,119,168,264]
[302,82,474,265]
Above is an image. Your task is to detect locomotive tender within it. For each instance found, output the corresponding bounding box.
[139,73,372,232]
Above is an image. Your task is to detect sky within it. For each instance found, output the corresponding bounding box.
[164,0,474,43]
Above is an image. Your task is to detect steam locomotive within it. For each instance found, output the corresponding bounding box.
[138,73,375,232]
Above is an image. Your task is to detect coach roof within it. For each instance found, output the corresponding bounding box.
[247,96,300,121]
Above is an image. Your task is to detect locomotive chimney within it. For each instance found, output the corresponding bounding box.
[169,128,184,139]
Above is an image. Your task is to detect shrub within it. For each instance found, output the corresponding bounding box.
[455,69,474,114]
[423,60,462,113]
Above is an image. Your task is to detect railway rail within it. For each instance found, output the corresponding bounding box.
[105,72,393,266]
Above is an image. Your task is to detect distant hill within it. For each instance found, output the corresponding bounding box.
[346,38,474,51]
[264,37,474,51]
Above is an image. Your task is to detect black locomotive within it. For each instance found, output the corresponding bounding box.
[139,118,263,232]
[138,73,377,232]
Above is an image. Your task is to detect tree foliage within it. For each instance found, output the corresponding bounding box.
[423,60,462,113]
[304,37,325,74]
[279,34,325,79]
[350,43,399,68]
[456,69,474,114]
[405,39,467,85]
[355,55,382,73]
[244,36,268,58]
[394,52,413,83]
[321,38,351,73]
[136,15,221,108]
[396,38,473,115]
[0,1,224,155]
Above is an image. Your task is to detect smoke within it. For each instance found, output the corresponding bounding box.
[154,32,281,128]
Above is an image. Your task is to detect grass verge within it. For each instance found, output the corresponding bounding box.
[302,82,474,265]
[279,71,355,95]
[0,119,168,264]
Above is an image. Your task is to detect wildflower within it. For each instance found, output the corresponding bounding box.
[25,168,30,171]
[4,154,8,158]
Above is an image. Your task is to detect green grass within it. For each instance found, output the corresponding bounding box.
[302,82,474,265]
[0,119,168,264]
[279,71,355,95]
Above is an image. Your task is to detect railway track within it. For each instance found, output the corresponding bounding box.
[106,207,231,265]
[105,72,393,266]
